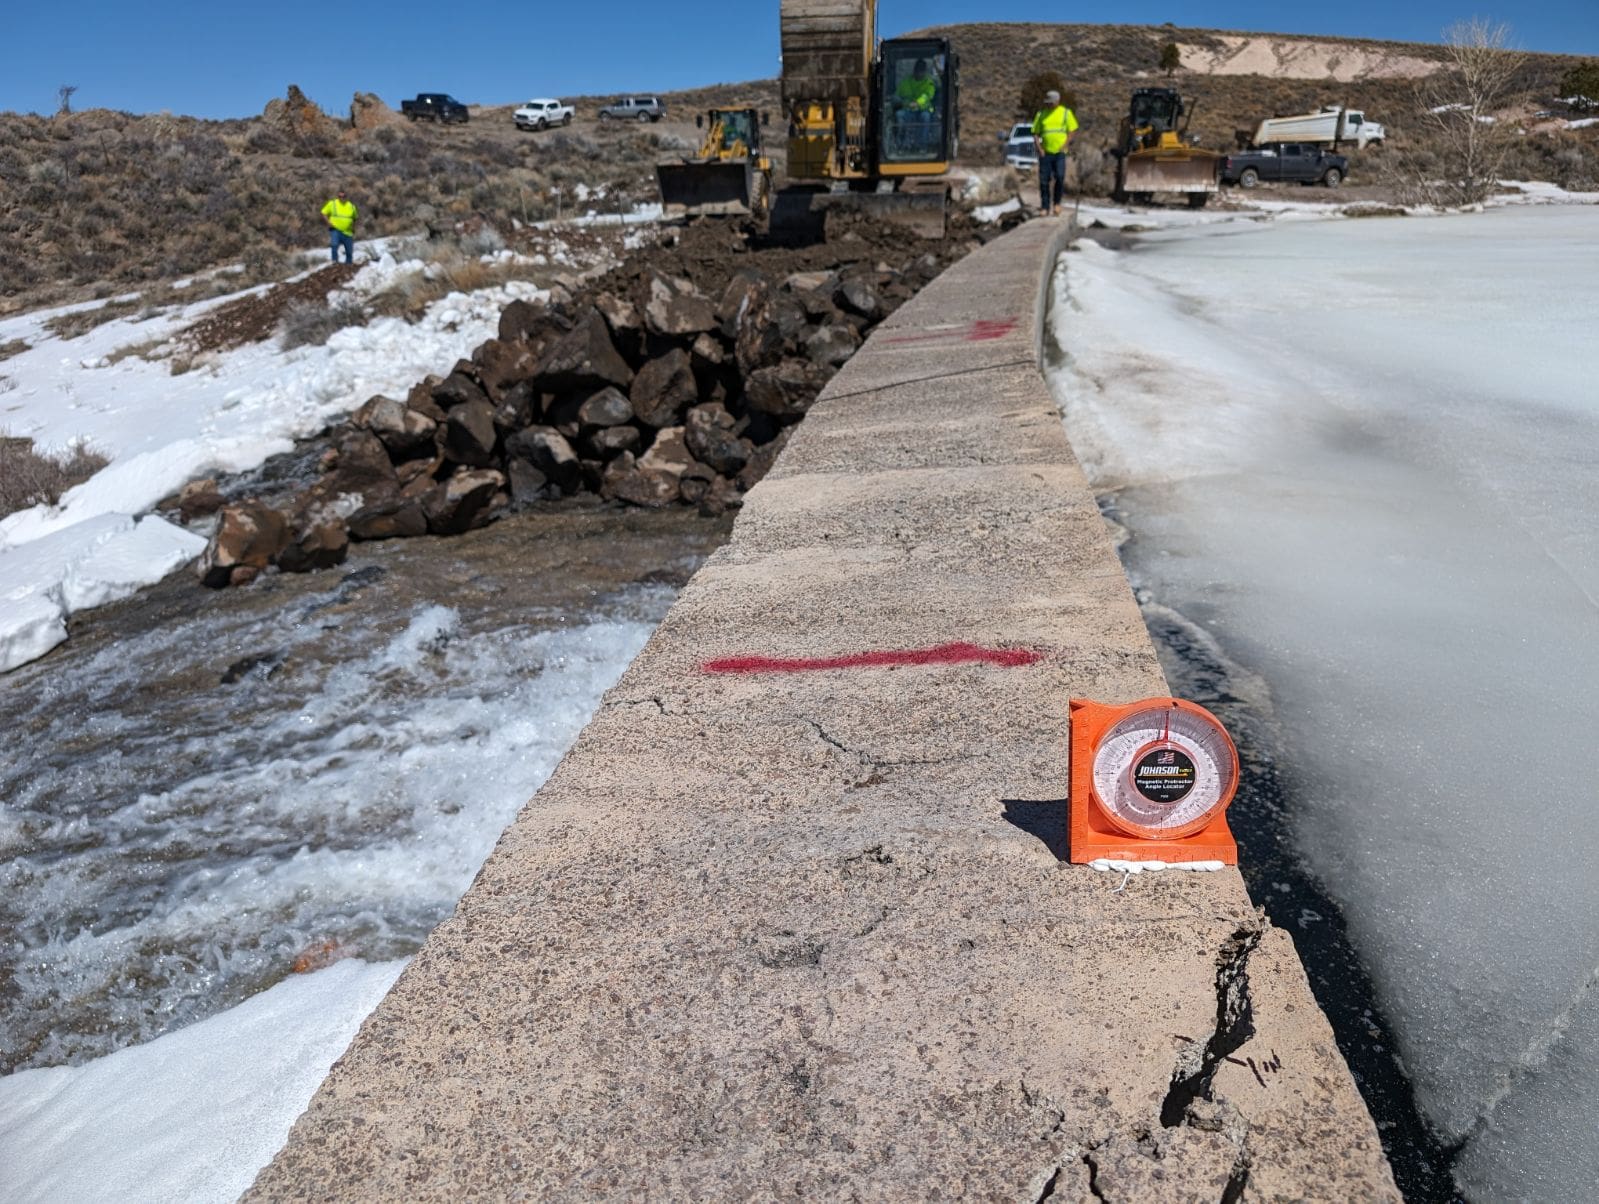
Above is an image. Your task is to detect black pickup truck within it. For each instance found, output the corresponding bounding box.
[401,93,469,124]
[1220,143,1348,188]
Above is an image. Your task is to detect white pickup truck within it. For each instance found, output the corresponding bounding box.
[514,98,574,131]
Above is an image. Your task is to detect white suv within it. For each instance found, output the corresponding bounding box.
[514,99,574,130]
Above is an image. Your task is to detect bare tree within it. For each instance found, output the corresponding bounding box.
[57,84,78,116]
[1411,19,1527,206]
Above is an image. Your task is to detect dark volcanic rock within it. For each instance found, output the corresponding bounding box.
[423,468,506,535]
[643,273,717,337]
[506,458,550,506]
[533,310,633,393]
[444,400,499,467]
[432,371,490,411]
[685,403,752,476]
[586,425,642,457]
[629,349,699,428]
[577,385,634,428]
[198,502,290,588]
[348,497,428,540]
[353,395,436,459]
[473,337,538,403]
[278,520,349,574]
[600,452,678,509]
[506,426,582,494]
[804,322,861,368]
[746,359,831,418]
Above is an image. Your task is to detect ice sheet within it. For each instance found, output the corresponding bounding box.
[1047,205,1599,1199]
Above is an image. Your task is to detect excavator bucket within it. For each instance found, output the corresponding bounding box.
[1118,150,1220,196]
[769,189,947,241]
[656,160,761,218]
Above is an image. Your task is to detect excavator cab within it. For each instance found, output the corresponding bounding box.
[874,40,958,172]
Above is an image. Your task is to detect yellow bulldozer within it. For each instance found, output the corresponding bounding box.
[1111,87,1221,208]
[655,107,773,220]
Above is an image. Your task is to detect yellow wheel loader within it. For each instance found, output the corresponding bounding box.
[1112,87,1221,208]
[656,107,773,220]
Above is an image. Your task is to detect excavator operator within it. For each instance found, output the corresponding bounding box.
[895,59,938,153]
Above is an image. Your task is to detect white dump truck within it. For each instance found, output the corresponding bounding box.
[1250,106,1385,149]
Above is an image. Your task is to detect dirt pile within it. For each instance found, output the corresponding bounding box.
[193,217,981,587]
[176,263,360,355]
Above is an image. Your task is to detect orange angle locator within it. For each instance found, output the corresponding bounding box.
[1068,697,1239,865]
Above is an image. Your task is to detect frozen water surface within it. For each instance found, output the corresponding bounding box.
[1047,206,1599,1200]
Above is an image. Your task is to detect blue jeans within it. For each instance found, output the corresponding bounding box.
[1040,151,1067,211]
[330,229,354,263]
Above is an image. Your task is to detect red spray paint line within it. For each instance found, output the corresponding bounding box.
[702,641,1042,675]
[882,316,1020,346]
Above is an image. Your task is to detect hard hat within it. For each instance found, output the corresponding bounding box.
[1045,90,1061,103]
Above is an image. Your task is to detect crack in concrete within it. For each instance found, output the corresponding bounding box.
[1161,923,1264,1128]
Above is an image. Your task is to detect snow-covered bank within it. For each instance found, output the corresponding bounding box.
[0,958,406,1204]
[1047,206,1599,1200]
[0,255,549,673]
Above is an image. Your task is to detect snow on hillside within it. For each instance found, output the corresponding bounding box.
[0,249,551,674]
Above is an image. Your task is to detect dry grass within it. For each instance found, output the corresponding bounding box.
[0,433,109,518]
[278,298,370,350]
[0,338,28,360]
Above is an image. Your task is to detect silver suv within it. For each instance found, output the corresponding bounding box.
[597,96,665,123]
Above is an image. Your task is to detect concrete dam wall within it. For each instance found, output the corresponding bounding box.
[249,219,1398,1201]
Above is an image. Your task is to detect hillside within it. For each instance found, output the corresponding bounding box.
[920,23,1594,166]
[0,22,1594,315]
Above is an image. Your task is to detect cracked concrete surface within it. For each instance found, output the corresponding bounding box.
[247,219,1398,1201]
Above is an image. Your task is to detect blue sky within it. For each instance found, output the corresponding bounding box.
[6,2,1595,119]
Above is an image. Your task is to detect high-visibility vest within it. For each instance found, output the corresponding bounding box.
[1032,105,1080,154]
[897,75,936,111]
[322,198,357,235]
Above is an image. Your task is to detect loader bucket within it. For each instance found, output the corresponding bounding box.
[656,161,759,217]
[1119,151,1220,195]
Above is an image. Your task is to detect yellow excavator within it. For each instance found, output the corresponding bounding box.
[656,107,773,220]
[1111,87,1221,208]
[775,0,959,237]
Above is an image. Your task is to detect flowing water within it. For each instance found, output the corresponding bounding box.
[0,503,729,1074]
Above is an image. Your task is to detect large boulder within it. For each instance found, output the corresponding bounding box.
[745,358,831,418]
[804,322,861,368]
[443,400,499,467]
[261,85,338,141]
[320,428,399,506]
[643,273,717,337]
[629,349,699,428]
[422,468,506,535]
[348,497,428,541]
[505,426,582,494]
[835,274,884,320]
[197,502,290,588]
[532,310,633,393]
[685,403,753,476]
[431,371,490,411]
[473,337,539,403]
[353,395,436,460]
[585,425,642,458]
[600,452,678,509]
[577,385,634,428]
[277,520,350,574]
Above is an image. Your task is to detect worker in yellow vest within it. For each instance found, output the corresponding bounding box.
[321,188,358,264]
[1031,90,1081,217]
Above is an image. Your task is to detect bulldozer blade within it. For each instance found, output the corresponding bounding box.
[1119,152,1220,195]
[656,161,757,217]
[823,191,946,239]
